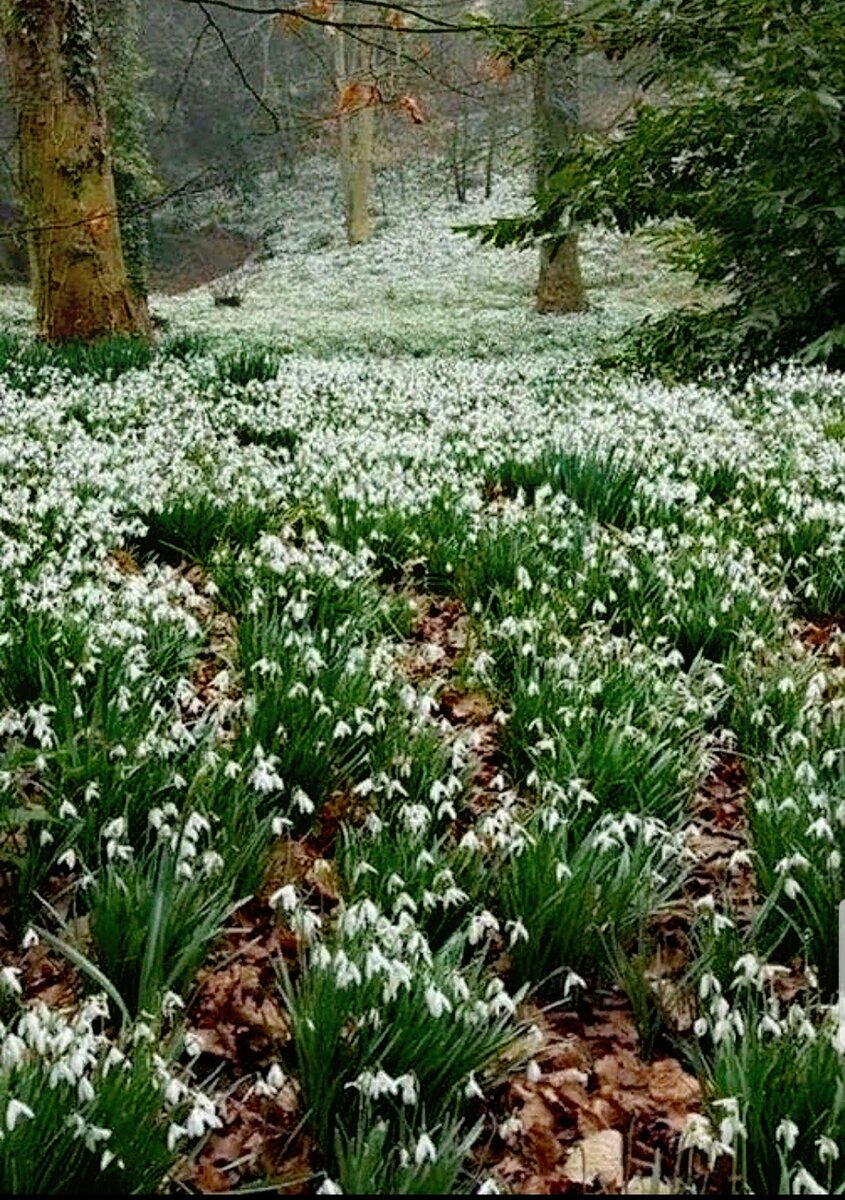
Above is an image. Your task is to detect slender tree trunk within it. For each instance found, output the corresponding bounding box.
[335,3,375,245]
[2,0,151,340]
[533,2,587,314]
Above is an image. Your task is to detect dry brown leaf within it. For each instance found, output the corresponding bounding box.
[397,94,425,124]
[646,1059,700,1123]
[562,1129,624,1187]
[305,856,342,901]
[511,1084,564,1172]
[337,81,382,115]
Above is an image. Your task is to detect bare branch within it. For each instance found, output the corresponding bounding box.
[198,1,283,130]
[170,0,580,38]
[155,13,213,136]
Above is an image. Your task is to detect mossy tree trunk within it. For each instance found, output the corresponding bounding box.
[92,0,155,303]
[532,1,587,314]
[2,0,151,340]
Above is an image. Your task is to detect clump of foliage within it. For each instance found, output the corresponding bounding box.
[0,334,154,387]
[475,0,845,376]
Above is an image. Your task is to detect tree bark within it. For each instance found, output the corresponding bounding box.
[335,3,375,246]
[533,3,587,314]
[2,0,151,340]
[92,0,155,304]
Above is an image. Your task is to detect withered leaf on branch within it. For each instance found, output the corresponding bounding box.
[337,81,383,115]
[397,94,425,124]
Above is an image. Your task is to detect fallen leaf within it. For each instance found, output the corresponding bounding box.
[562,1129,624,1187]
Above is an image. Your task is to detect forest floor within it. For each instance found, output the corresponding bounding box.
[0,165,843,1195]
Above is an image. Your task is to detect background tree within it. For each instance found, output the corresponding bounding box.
[532,0,586,313]
[478,0,845,371]
[1,0,150,340]
[334,4,377,245]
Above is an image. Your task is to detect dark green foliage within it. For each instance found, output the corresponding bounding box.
[233,423,299,453]
[490,447,651,528]
[88,840,242,1015]
[137,495,277,563]
[158,331,215,361]
[212,345,284,387]
[474,0,845,374]
[498,814,678,993]
[603,309,750,382]
[0,335,154,388]
[0,1030,182,1194]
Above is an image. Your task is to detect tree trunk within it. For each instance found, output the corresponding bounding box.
[335,4,375,246]
[533,3,587,314]
[92,0,155,304]
[3,0,151,340]
[536,236,586,313]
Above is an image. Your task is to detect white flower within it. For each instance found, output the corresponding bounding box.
[784,876,802,900]
[316,1181,343,1195]
[506,918,528,946]
[793,1167,827,1194]
[266,1063,287,1091]
[476,1179,502,1195]
[468,910,499,945]
[817,1135,840,1163]
[0,966,22,996]
[424,984,452,1019]
[414,1132,437,1166]
[562,970,586,999]
[776,1118,799,1152]
[6,1099,35,1131]
[269,883,298,911]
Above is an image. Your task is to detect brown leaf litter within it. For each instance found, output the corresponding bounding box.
[480,999,701,1194]
[182,1077,310,1193]
[401,592,707,1194]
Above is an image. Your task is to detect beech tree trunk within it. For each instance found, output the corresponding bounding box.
[2,0,151,340]
[335,4,375,246]
[533,3,587,314]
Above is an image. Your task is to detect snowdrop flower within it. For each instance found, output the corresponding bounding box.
[0,966,22,996]
[562,970,586,1000]
[269,884,298,911]
[476,1177,502,1194]
[776,1118,799,1152]
[424,984,452,1019]
[250,749,284,794]
[468,910,499,945]
[817,1135,840,1163]
[414,1132,437,1166]
[713,1097,745,1145]
[6,1099,35,1131]
[793,1167,828,1195]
